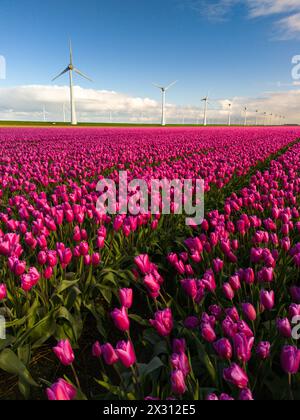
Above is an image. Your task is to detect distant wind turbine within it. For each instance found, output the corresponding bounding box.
[153,81,178,126]
[52,41,92,125]
[244,107,248,126]
[201,93,209,126]
[255,110,259,126]
[43,105,47,123]
[228,103,232,126]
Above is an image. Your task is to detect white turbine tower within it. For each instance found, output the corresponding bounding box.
[43,105,47,123]
[153,81,177,126]
[255,110,259,126]
[228,103,232,126]
[263,112,267,126]
[52,41,92,125]
[244,106,248,126]
[201,93,209,126]
[63,103,66,123]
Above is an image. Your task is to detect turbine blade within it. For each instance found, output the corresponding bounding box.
[74,68,93,82]
[165,80,178,91]
[69,39,73,65]
[153,83,163,90]
[52,67,69,81]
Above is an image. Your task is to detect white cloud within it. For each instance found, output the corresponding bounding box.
[181,0,300,39]
[0,84,298,125]
[247,0,300,18]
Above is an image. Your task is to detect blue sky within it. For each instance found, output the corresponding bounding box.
[0,0,300,122]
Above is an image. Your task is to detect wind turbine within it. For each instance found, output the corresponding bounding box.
[52,41,92,125]
[269,113,273,126]
[43,105,47,123]
[244,106,248,126]
[201,93,209,126]
[153,81,177,126]
[263,112,267,126]
[255,110,259,126]
[228,102,232,126]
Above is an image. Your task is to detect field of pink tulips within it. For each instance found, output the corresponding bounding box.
[0,126,300,400]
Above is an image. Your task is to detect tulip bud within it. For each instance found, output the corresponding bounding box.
[242,303,257,322]
[233,333,254,363]
[119,288,133,309]
[111,307,130,332]
[150,308,173,337]
[260,290,275,311]
[0,284,7,301]
[277,318,292,338]
[223,363,249,389]
[281,346,300,375]
[223,283,235,301]
[256,342,271,360]
[101,343,119,365]
[239,389,254,401]
[92,341,102,358]
[184,316,199,329]
[92,253,101,266]
[46,379,77,401]
[201,322,217,343]
[171,370,186,395]
[214,338,233,360]
[53,339,75,366]
[115,340,136,368]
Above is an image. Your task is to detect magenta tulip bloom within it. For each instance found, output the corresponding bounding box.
[220,394,235,401]
[115,340,136,368]
[171,370,186,395]
[289,304,300,319]
[213,258,224,274]
[144,274,160,299]
[206,393,219,401]
[256,342,271,360]
[233,333,254,363]
[243,268,255,285]
[184,316,200,329]
[239,389,254,401]
[111,307,130,332]
[258,267,274,283]
[150,308,173,337]
[223,364,249,389]
[242,303,257,321]
[201,322,217,343]
[214,338,233,360]
[101,343,119,365]
[281,346,300,375]
[172,338,186,354]
[92,341,102,358]
[277,318,292,338]
[0,284,7,301]
[134,254,151,275]
[53,340,75,366]
[171,353,191,377]
[46,379,77,401]
[119,288,133,309]
[181,279,198,300]
[223,283,235,301]
[260,290,275,311]
[230,275,241,291]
